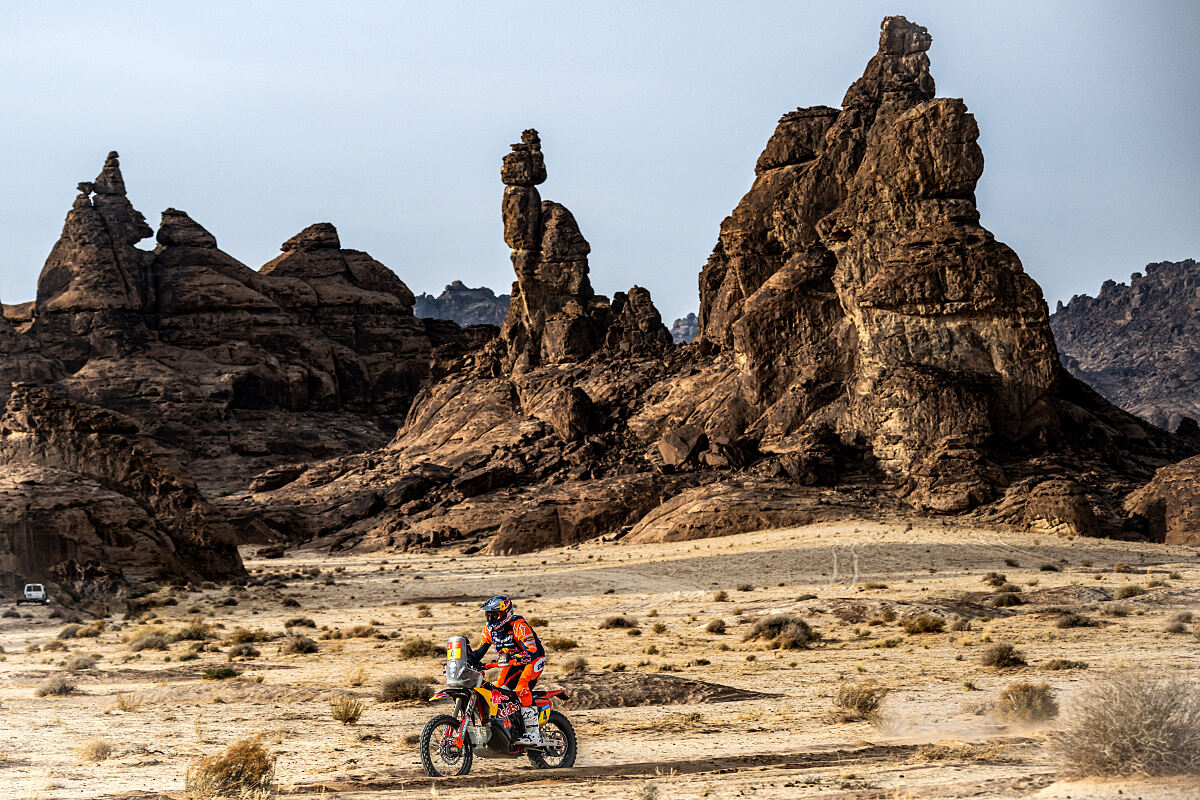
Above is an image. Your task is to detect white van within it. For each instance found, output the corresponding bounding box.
[18,584,49,605]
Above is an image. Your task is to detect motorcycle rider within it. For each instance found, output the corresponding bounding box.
[469,595,546,746]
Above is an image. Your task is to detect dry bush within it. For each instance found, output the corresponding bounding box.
[225,627,270,644]
[64,655,97,672]
[713,590,729,602]
[1043,658,1088,670]
[35,675,76,697]
[346,625,377,638]
[226,643,260,660]
[75,623,103,638]
[185,735,276,798]
[280,634,318,655]
[652,622,667,634]
[993,583,1023,594]
[997,681,1058,723]
[1049,674,1200,777]
[346,667,368,687]
[561,656,587,674]
[860,581,888,590]
[57,624,82,639]
[1055,613,1098,629]
[992,593,1023,608]
[76,737,113,762]
[1114,584,1146,600]
[599,616,637,629]
[831,681,889,722]
[377,675,432,702]
[736,583,753,592]
[1040,563,1061,572]
[705,619,726,634]
[1171,612,1194,624]
[1105,603,1132,618]
[43,639,67,652]
[330,695,365,725]
[171,620,215,641]
[201,665,240,680]
[527,616,548,627]
[743,615,819,650]
[283,617,315,629]
[128,633,168,652]
[900,614,945,634]
[1164,621,1188,634]
[114,692,142,712]
[398,637,439,659]
[1112,562,1134,574]
[983,572,1008,587]
[980,643,1026,669]
[950,618,972,632]
[543,635,578,652]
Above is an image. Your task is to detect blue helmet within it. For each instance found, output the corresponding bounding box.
[480,595,514,627]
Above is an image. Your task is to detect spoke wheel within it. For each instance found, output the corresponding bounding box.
[527,710,577,769]
[420,714,473,777]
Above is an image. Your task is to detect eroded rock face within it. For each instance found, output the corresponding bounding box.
[415,281,510,327]
[0,387,243,598]
[670,313,698,344]
[1125,456,1200,545]
[1051,259,1200,431]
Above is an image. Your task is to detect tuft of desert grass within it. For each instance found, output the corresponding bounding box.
[279,634,318,655]
[704,619,726,634]
[398,637,439,659]
[114,692,142,712]
[283,617,315,629]
[346,667,368,687]
[1042,658,1088,671]
[127,633,168,652]
[185,735,276,799]
[900,614,944,634]
[1113,584,1146,600]
[1049,673,1200,777]
[35,675,76,697]
[980,643,1026,669]
[76,737,113,762]
[561,656,587,674]
[830,681,889,723]
[997,681,1058,723]
[742,615,819,650]
[201,665,240,681]
[599,616,637,630]
[64,655,97,672]
[377,675,432,702]
[330,695,365,725]
[543,635,578,652]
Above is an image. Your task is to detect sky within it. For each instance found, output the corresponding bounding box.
[1,2,1197,324]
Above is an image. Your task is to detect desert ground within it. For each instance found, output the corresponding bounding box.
[2,519,1199,800]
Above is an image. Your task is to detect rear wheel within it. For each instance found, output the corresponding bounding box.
[527,710,576,769]
[420,714,473,777]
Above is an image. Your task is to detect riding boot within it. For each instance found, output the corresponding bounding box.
[516,706,542,745]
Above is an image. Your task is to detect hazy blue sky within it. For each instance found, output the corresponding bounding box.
[2,2,1197,323]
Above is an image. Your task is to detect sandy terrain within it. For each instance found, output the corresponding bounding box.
[2,519,1199,799]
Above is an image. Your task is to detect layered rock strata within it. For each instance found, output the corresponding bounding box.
[1050,259,1200,431]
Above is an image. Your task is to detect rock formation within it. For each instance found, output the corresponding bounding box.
[1125,456,1200,545]
[670,313,698,344]
[1050,259,1200,431]
[415,281,510,327]
[0,386,244,600]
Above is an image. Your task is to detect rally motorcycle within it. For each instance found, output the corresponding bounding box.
[419,635,577,777]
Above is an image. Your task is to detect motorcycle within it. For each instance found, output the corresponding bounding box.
[419,635,578,777]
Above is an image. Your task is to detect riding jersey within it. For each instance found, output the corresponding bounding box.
[471,615,544,665]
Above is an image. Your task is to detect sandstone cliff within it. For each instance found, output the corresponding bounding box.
[1050,259,1200,431]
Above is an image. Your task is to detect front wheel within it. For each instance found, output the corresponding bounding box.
[420,714,473,777]
[527,710,577,769]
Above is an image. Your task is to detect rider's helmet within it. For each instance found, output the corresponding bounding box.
[480,595,514,627]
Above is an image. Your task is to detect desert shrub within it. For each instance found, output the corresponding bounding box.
[627,627,642,637]
[1105,603,1132,618]
[43,640,67,652]
[900,614,945,634]
[561,656,587,674]
[951,618,972,632]
[832,680,889,722]
[377,675,432,702]
[652,622,667,634]
[983,572,1008,587]
[1040,563,1061,572]
[1112,562,1134,574]
[599,616,637,629]
[36,675,76,696]
[997,681,1058,722]
[527,616,547,627]
[178,651,199,662]
[980,643,1026,669]
[64,655,96,672]
[743,615,819,650]
[1004,558,1020,567]
[57,624,82,639]
[2,608,19,618]
[224,627,270,644]
[1049,674,1200,777]
[860,581,888,590]
[1043,659,1088,670]
[201,665,240,680]
[226,643,260,660]
[346,625,377,638]
[280,634,318,655]
[76,737,113,762]
[736,583,753,592]
[127,633,168,652]
[1164,621,1188,634]
[114,692,141,712]
[171,620,215,641]
[713,590,729,602]
[1171,612,1194,624]
[75,623,102,638]
[280,597,300,608]
[705,619,727,634]
[346,667,368,687]
[284,617,316,629]
[992,593,1023,608]
[1113,584,1146,600]
[543,635,578,652]
[398,637,439,659]
[993,583,1023,594]
[1055,613,1098,629]
[185,736,276,798]
[330,695,365,725]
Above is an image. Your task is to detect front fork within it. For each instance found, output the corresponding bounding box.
[451,695,471,748]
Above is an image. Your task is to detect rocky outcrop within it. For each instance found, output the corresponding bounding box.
[415,281,510,327]
[670,313,698,344]
[12,156,435,492]
[1125,456,1200,545]
[0,386,244,599]
[1050,259,1200,431]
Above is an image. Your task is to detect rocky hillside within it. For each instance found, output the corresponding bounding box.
[244,17,1192,556]
[670,313,698,344]
[414,281,510,327]
[1050,259,1200,431]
